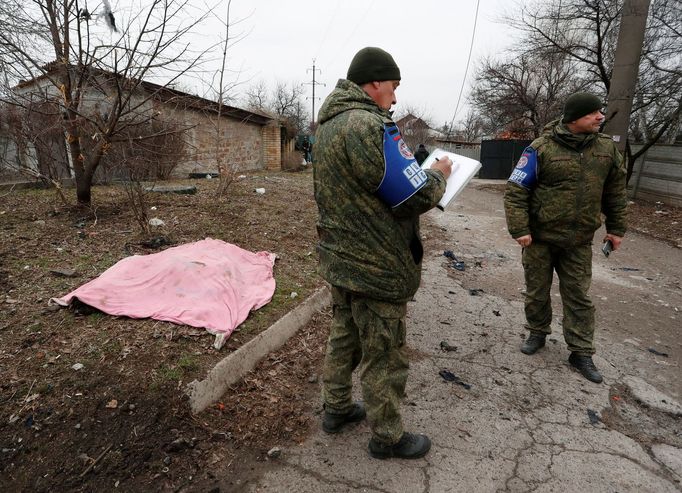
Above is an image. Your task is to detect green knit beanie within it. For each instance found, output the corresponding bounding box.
[562,92,604,123]
[347,47,401,85]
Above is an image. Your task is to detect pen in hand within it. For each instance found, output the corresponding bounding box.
[431,156,452,179]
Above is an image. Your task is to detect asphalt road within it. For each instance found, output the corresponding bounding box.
[245,181,682,492]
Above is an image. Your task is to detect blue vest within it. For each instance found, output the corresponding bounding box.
[376,124,428,207]
[508,146,538,190]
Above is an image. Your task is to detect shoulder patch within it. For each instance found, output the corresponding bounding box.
[376,124,428,208]
[508,146,538,190]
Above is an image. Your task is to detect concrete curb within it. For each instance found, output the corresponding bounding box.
[186,285,331,414]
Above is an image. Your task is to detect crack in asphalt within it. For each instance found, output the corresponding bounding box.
[277,457,396,493]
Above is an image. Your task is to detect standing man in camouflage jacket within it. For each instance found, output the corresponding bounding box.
[504,92,627,384]
[314,47,453,459]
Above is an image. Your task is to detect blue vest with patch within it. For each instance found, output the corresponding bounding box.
[376,124,428,207]
[508,146,538,190]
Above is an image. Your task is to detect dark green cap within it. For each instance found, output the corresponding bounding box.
[347,47,401,85]
[562,92,604,123]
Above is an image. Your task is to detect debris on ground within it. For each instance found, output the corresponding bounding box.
[647,347,669,357]
[49,268,78,278]
[146,185,198,195]
[587,409,600,425]
[438,369,472,390]
[140,236,171,249]
[443,250,465,271]
[468,288,484,296]
[148,217,165,227]
[440,341,458,352]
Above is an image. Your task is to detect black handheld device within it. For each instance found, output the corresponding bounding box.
[602,240,613,257]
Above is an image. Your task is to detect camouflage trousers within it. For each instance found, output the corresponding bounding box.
[522,241,596,355]
[322,285,408,445]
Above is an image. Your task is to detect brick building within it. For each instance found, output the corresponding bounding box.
[0,68,283,184]
[142,81,282,176]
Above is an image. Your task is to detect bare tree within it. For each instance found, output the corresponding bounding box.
[452,109,486,143]
[0,0,213,205]
[243,80,309,135]
[512,0,620,92]
[213,0,237,198]
[469,50,585,139]
[637,0,682,145]
[0,101,70,204]
[272,81,308,133]
[244,79,270,112]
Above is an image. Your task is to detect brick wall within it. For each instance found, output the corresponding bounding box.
[262,123,282,170]
[165,105,280,178]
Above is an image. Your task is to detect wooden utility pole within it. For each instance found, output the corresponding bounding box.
[602,0,652,152]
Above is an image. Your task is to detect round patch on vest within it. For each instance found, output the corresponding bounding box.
[516,156,528,168]
[398,140,414,159]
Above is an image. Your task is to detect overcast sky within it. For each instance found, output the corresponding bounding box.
[183,0,525,127]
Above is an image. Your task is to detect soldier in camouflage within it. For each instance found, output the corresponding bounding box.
[504,92,627,384]
[314,47,453,459]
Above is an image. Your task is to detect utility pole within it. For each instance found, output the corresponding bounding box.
[603,0,651,153]
[304,59,325,130]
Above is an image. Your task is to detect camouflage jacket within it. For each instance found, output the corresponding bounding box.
[313,79,446,302]
[504,120,627,246]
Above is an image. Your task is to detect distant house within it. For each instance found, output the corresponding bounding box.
[394,113,449,151]
[0,65,282,184]
[395,113,433,135]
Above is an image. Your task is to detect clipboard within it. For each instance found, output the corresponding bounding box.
[421,148,482,210]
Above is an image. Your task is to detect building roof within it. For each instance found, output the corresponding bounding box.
[140,79,273,126]
[395,113,431,131]
[14,62,273,126]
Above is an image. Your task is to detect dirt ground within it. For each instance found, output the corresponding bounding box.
[1,172,680,492]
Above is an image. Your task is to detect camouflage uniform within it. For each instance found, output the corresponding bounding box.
[314,79,446,444]
[504,120,627,355]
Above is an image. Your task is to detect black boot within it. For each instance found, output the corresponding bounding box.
[568,353,603,383]
[368,432,431,460]
[322,402,366,434]
[521,333,546,355]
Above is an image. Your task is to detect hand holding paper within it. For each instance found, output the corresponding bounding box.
[421,148,482,210]
[431,156,453,179]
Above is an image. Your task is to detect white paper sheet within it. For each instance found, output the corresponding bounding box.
[421,148,482,210]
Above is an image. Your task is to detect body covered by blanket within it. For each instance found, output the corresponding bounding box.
[53,238,276,348]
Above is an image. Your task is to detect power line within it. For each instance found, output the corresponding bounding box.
[314,0,343,61]
[447,0,481,137]
[307,1,374,128]
[324,0,377,71]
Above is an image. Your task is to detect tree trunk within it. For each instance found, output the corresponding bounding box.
[76,142,106,205]
[64,121,109,205]
[66,130,90,205]
[75,172,92,205]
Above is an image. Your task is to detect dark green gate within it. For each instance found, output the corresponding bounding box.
[479,139,531,179]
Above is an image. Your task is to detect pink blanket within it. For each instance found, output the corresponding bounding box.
[53,238,276,349]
